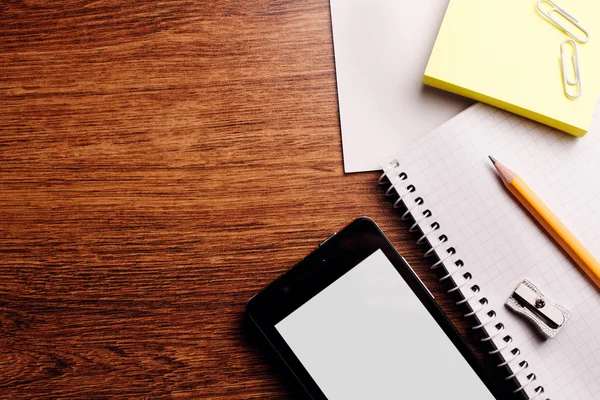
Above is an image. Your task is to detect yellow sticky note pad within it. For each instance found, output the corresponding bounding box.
[424,0,600,136]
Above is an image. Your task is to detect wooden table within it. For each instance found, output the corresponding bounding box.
[0,1,508,398]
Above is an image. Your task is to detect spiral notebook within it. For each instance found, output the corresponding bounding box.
[379,99,600,400]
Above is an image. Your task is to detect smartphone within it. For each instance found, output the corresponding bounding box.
[246,217,510,399]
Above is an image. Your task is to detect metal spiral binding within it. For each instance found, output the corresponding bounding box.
[379,161,549,400]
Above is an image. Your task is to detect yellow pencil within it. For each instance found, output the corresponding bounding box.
[489,156,600,289]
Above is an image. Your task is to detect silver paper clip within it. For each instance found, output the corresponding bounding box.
[561,39,582,99]
[537,0,589,44]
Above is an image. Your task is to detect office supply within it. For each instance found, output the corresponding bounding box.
[423,0,600,136]
[490,156,600,288]
[537,0,589,44]
[379,99,600,399]
[537,0,589,100]
[561,40,583,99]
[506,279,571,338]
[329,0,472,173]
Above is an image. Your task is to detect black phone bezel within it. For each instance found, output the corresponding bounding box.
[246,217,510,399]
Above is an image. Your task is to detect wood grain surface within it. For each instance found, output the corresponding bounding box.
[0,1,511,398]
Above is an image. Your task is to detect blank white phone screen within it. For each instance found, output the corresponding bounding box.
[275,249,496,399]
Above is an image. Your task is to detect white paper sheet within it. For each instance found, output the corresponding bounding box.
[330,0,472,173]
[382,99,600,399]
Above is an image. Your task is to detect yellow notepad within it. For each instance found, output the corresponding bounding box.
[423,0,600,136]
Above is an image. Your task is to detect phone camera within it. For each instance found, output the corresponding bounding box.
[283,285,291,294]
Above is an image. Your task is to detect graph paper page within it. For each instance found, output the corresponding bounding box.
[388,99,600,400]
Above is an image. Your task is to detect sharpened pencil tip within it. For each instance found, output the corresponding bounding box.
[488,155,497,165]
